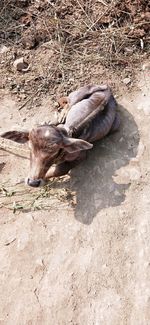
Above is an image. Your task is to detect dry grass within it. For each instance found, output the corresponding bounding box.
[0,178,75,213]
[0,0,149,85]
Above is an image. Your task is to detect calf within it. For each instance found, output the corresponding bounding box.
[1,84,120,187]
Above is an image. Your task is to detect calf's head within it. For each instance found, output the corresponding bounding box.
[1,125,92,187]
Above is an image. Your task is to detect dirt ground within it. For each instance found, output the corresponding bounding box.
[0,1,150,324]
[0,65,150,324]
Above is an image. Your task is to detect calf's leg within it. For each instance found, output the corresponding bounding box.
[45,152,86,179]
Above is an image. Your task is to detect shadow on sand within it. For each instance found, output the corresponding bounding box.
[51,105,139,224]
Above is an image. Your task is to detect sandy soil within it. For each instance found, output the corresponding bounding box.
[0,64,150,325]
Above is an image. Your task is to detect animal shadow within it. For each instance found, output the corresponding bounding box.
[68,104,139,224]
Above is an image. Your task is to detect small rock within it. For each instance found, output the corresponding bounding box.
[53,101,59,108]
[21,34,36,49]
[16,84,20,91]
[20,94,27,100]
[36,258,44,266]
[9,83,17,90]
[142,63,150,71]
[0,45,9,54]
[22,118,26,122]
[124,47,134,54]
[123,77,131,85]
[19,13,32,26]
[68,78,74,84]
[13,57,29,72]
[41,121,47,126]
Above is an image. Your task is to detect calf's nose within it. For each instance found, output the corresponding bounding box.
[27,178,41,187]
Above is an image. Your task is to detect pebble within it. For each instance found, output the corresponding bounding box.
[53,101,59,108]
[142,63,150,71]
[0,45,9,54]
[123,77,131,85]
[68,78,74,84]
[124,47,134,54]
[13,57,29,72]
[16,85,20,90]
[20,94,27,100]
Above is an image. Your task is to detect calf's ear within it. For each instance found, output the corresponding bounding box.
[62,136,93,153]
[1,130,29,143]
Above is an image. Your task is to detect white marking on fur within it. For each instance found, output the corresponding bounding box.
[45,130,50,137]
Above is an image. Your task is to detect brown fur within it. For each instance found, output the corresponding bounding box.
[1,84,119,187]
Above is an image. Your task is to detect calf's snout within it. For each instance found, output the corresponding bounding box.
[27,178,41,187]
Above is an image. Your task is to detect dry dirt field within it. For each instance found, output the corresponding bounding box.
[0,1,150,324]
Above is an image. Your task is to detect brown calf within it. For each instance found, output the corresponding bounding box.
[1,84,120,187]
